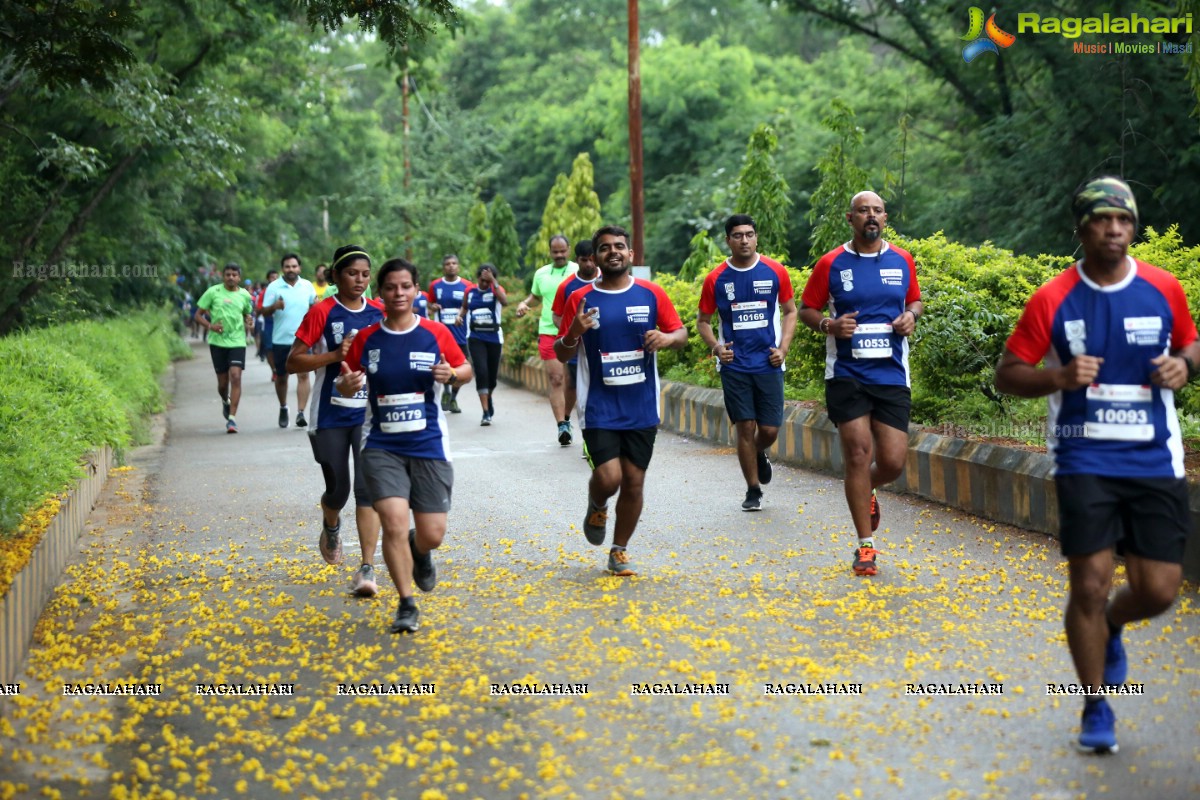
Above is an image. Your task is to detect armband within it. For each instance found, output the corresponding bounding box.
[819,317,831,334]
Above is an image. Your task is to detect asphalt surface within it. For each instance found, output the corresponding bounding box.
[2,338,1199,800]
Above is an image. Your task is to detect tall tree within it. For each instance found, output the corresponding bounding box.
[488,194,522,277]
[525,153,603,270]
[464,197,490,269]
[735,124,792,259]
[807,100,871,263]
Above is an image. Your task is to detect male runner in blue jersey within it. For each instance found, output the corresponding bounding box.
[800,191,922,576]
[555,226,687,576]
[996,176,1199,755]
[698,214,798,511]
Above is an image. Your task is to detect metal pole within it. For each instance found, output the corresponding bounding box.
[627,0,645,264]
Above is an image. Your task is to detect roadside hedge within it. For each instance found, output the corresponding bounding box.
[0,310,188,537]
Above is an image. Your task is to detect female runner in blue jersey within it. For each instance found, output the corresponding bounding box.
[288,245,385,597]
[336,258,472,633]
[458,263,508,425]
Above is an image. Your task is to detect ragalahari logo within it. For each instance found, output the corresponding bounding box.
[961,7,1016,62]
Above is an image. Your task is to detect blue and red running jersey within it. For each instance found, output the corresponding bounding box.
[698,256,794,374]
[294,296,384,431]
[558,277,684,431]
[551,273,598,366]
[427,277,474,347]
[1005,258,1197,478]
[802,242,921,387]
[343,317,468,461]
[464,285,504,345]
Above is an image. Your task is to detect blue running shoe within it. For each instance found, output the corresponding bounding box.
[1103,627,1127,686]
[1076,698,1118,754]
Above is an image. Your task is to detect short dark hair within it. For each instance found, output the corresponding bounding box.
[477,262,497,278]
[549,234,570,248]
[725,214,756,236]
[591,225,630,254]
[223,262,241,274]
[378,257,419,293]
[574,240,594,258]
[441,253,459,265]
[280,252,302,267]
[265,269,278,281]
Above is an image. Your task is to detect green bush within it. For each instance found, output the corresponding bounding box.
[0,310,185,536]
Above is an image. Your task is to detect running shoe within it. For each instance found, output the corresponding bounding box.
[583,499,608,545]
[1103,626,1127,686]
[852,545,878,576]
[222,398,231,420]
[1076,699,1118,754]
[295,411,307,428]
[390,600,420,634]
[441,391,451,411]
[226,418,238,434]
[870,489,881,532]
[558,420,572,447]
[757,450,773,485]
[742,486,763,512]
[488,396,495,417]
[607,548,636,577]
[278,407,288,428]
[449,397,461,414]
[320,520,343,565]
[481,413,491,427]
[410,528,437,592]
[351,564,378,598]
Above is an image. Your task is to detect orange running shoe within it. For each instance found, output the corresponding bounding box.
[853,545,878,576]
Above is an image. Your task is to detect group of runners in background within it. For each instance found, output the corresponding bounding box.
[191,178,1194,755]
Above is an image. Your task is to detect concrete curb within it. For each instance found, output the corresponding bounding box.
[501,356,1200,581]
[0,446,113,685]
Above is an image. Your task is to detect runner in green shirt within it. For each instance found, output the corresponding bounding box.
[515,234,578,445]
[195,263,254,433]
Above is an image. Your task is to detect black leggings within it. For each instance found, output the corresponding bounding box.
[468,338,502,396]
[308,425,371,510]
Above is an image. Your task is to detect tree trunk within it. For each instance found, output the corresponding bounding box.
[0,149,141,335]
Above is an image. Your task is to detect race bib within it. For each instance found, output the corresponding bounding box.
[851,322,893,359]
[470,307,496,331]
[440,308,460,325]
[377,392,427,433]
[600,349,645,385]
[332,386,368,408]
[1085,383,1153,441]
[731,300,768,331]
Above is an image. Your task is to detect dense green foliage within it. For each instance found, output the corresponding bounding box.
[0,311,186,535]
[3,0,1196,338]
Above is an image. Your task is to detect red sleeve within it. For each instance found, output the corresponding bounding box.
[1139,261,1198,349]
[896,246,921,304]
[763,257,795,303]
[558,285,594,337]
[698,265,723,315]
[645,280,684,333]
[425,319,467,366]
[367,298,384,311]
[344,323,377,373]
[1005,271,1078,365]
[255,291,264,310]
[801,250,836,310]
[294,297,332,348]
[426,279,439,305]
[551,277,571,317]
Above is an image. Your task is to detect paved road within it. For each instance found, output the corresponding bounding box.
[3,340,1199,800]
